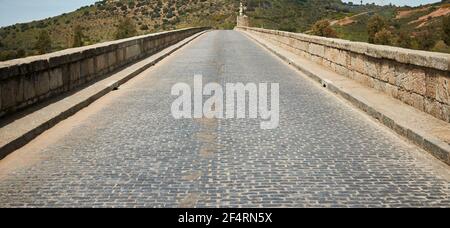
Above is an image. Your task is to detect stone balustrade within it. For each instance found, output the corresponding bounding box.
[237,26,450,122]
[0,27,208,118]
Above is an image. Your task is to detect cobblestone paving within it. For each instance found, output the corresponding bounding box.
[0,31,449,207]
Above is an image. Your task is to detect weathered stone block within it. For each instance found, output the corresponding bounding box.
[16,77,24,104]
[80,59,90,79]
[293,40,308,51]
[287,37,295,47]
[280,36,289,46]
[144,39,153,52]
[87,58,95,76]
[95,54,108,73]
[309,43,325,57]
[364,59,381,79]
[49,68,63,90]
[425,71,438,99]
[36,71,50,96]
[436,75,449,104]
[350,53,366,74]
[61,64,70,89]
[69,62,81,83]
[311,55,322,65]
[424,98,443,120]
[395,66,426,95]
[80,60,87,79]
[285,44,295,53]
[125,45,140,60]
[335,64,349,77]
[292,47,303,57]
[353,71,374,87]
[324,47,338,62]
[380,62,396,84]
[1,79,17,109]
[398,89,424,111]
[443,104,450,122]
[384,83,399,99]
[116,49,125,66]
[329,62,337,72]
[322,59,332,70]
[23,74,36,100]
[373,78,386,92]
[108,51,117,68]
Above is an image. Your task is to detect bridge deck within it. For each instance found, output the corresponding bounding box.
[0,31,448,207]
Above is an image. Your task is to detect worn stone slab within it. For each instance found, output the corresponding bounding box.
[240,28,450,166]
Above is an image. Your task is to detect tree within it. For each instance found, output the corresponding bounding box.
[311,20,337,38]
[443,15,450,45]
[279,23,297,32]
[432,40,449,52]
[35,30,52,54]
[373,28,393,45]
[415,28,436,50]
[115,18,137,40]
[16,49,26,58]
[72,25,85,47]
[140,24,149,31]
[367,15,387,43]
[0,50,18,61]
[394,31,412,48]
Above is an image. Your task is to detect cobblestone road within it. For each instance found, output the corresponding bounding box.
[0,31,449,207]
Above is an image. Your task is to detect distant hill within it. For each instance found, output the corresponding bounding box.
[0,0,239,61]
[331,1,450,53]
[246,0,367,32]
[0,0,449,61]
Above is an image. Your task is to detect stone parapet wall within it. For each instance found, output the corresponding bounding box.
[0,27,208,118]
[237,16,250,27]
[237,26,450,122]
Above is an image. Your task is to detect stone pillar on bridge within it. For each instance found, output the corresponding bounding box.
[237,2,249,27]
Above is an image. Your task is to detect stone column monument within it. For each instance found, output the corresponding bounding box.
[237,2,249,27]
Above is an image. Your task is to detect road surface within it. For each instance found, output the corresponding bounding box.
[0,31,448,207]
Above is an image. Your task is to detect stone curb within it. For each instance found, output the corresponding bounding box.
[0,31,207,159]
[240,30,450,166]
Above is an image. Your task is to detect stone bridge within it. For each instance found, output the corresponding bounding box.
[0,25,449,207]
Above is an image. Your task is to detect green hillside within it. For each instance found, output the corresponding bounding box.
[331,1,450,53]
[246,0,365,32]
[0,0,449,61]
[0,0,239,61]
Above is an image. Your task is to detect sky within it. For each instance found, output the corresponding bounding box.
[344,0,440,6]
[0,0,444,27]
[0,0,98,27]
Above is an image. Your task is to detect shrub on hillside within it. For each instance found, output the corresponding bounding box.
[373,28,394,45]
[140,24,149,31]
[415,28,437,50]
[72,25,86,47]
[115,18,138,39]
[443,15,450,45]
[394,31,413,49]
[432,40,450,53]
[367,15,388,44]
[311,20,337,38]
[35,30,52,54]
[0,50,18,61]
